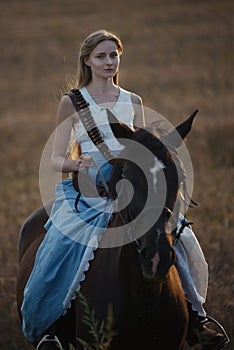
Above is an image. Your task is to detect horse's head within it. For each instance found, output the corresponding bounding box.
[108,109,197,282]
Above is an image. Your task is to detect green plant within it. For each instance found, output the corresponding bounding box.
[73,291,116,350]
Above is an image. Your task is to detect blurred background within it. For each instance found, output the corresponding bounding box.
[0,0,233,349]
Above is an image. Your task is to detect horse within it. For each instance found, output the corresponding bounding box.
[17,110,197,350]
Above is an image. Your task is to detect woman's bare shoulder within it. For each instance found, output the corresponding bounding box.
[130,92,145,128]
[131,92,143,106]
[56,94,77,124]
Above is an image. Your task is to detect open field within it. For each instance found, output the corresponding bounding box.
[0,0,233,349]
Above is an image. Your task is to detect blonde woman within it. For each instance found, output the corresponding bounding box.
[21,29,145,345]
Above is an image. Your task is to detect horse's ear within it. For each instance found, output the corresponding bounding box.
[176,109,198,141]
[107,109,134,140]
[162,110,198,148]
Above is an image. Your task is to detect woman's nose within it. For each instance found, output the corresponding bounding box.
[106,56,113,65]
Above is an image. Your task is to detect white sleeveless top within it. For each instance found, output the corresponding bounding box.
[73,86,135,153]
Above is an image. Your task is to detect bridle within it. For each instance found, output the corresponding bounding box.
[133,207,177,254]
[107,161,179,254]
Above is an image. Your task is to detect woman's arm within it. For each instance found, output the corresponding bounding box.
[131,93,146,128]
[51,95,80,173]
[51,95,94,173]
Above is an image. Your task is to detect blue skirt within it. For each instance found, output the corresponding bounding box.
[21,153,114,342]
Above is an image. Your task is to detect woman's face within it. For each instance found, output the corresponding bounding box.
[85,40,120,81]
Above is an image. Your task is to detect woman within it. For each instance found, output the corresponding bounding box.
[21,29,145,344]
[21,29,226,349]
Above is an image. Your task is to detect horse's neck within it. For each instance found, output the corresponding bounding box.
[119,244,144,283]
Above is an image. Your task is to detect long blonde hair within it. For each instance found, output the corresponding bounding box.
[76,29,123,88]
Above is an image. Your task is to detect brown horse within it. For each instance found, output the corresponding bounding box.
[17,111,197,349]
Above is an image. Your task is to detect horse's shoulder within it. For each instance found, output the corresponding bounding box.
[168,265,186,299]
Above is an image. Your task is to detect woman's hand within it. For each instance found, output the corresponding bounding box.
[72,154,93,172]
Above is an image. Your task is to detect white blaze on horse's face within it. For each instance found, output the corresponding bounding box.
[150,157,166,192]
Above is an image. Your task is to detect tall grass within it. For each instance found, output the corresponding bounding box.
[73,292,115,350]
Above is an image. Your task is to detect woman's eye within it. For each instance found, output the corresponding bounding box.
[96,54,105,59]
[111,52,118,58]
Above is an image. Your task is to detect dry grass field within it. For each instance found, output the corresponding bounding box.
[0,0,233,349]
